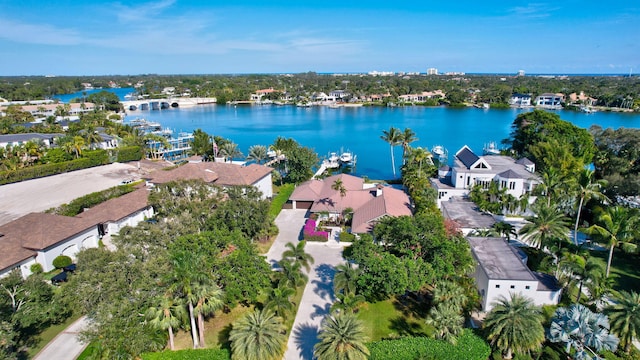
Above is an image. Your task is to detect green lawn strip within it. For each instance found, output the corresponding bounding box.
[357,297,434,342]
[590,248,640,293]
[27,313,82,358]
[76,342,99,360]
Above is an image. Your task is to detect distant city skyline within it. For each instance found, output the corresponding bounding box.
[1,0,638,76]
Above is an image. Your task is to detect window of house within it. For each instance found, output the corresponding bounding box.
[495,284,500,288]
[525,285,530,290]
[509,181,516,190]
[501,180,507,188]
[510,285,515,289]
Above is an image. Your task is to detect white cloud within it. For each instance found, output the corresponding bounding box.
[0,19,82,45]
[507,3,558,19]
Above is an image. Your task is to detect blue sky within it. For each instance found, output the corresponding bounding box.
[1,0,638,75]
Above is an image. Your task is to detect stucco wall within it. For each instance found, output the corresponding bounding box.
[254,174,273,199]
[36,227,99,272]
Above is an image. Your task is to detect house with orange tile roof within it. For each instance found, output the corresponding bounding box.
[148,162,273,198]
[288,174,412,234]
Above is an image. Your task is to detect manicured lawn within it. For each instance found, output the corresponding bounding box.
[357,296,434,342]
[269,183,295,219]
[590,248,640,293]
[27,313,82,358]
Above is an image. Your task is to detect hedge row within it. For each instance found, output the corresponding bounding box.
[0,147,142,185]
[116,145,143,162]
[48,183,136,216]
[368,330,491,360]
[141,348,230,360]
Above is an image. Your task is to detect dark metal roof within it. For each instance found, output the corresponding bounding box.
[497,169,525,179]
[515,157,534,166]
[456,147,480,169]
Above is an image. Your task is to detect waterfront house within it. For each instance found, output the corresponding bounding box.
[0,133,63,149]
[398,90,445,103]
[329,90,350,99]
[146,132,194,162]
[250,88,280,101]
[467,236,562,311]
[287,174,412,234]
[509,93,532,107]
[0,103,96,117]
[430,145,540,208]
[148,161,273,199]
[568,91,597,106]
[534,93,564,109]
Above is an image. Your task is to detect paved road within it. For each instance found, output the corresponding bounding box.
[0,162,140,226]
[33,316,89,360]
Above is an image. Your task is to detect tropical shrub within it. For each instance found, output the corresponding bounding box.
[303,218,329,241]
[30,263,43,274]
[368,330,490,360]
[52,255,72,269]
[48,184,136,216]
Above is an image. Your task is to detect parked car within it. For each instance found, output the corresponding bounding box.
[51,271,68,285]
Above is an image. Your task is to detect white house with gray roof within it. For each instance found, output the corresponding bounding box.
[468,236,562,311]
[0,133,64,149]
[430,145,540,207]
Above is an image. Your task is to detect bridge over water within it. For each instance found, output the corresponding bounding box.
[121,97,216,111]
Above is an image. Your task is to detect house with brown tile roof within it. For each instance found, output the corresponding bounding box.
[148,162,273,198]
[0,188,154,279]
[0,213,99,278]
[77,188,153,237]
[288,174,412,234]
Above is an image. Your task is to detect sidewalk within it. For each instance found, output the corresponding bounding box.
[33,316,89,360]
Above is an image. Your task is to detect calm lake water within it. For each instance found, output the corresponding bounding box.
[56,88,640,180]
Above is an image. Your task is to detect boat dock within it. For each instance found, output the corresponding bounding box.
[313,150,356,178]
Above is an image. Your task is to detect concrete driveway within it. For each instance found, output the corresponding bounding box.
[265,209,309,268]
[33,316,88,360]
[0,162,139,226]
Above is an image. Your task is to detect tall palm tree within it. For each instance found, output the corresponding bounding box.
[219,142,243,162]
[330,292,365,314]
[572,169,609,245]
[71,135,85,159]
[483,293,545,359]
[247,144,268,164]
[426,303,464,344]
[282,241,314,272]
[549,304,619,358]
[536,167,573,207]
[582,206,639,277]
[265,284,296,319]
[314,313,369,360]
[193,281,225,347]
[605,291,640,354]
[146,295,186,350]
[518,202,570,250]
[558,253,606,303]
[380,126,402,179]
[229,309,286,360]
[333,262,360,296]
[405,146,432,176]
[400,127,418,164]
[171,251,207,348]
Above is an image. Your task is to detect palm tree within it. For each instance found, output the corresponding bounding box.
[219,142,243,162]
[193,281,225,347]
[431,280,468,310]
[536,168,572,206]
[494,221,517,241]
[314,313,369,360]
[333,262,360,296]
[71,135,85,159]
[331,178,347,198]
[582,206,639,277]
[572,169,609,245]
[282,241,314,272]
[171,251,206,348]
[426,303,464,344]
[400,127,418,164]
[518,202,570,250]
[265,284,295,319]
[380,126,402,178]
[483,293,545,359]
[146,295,186,350]
[276,259,307,288]
[330,292,366,314]
[605,291,640,353]
[558,253,606,303]
[247,145,268,164]
[405,146,432,176]
[549,304,619,358]
[229,309,286,360]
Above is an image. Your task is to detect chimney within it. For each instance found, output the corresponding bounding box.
[375,184,383,197]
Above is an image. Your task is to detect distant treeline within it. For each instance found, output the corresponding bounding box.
[1,73,638,108]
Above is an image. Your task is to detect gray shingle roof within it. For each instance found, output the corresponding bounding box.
[456,147,480,169]
[497,169,526,179]
[515,158,534,166]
